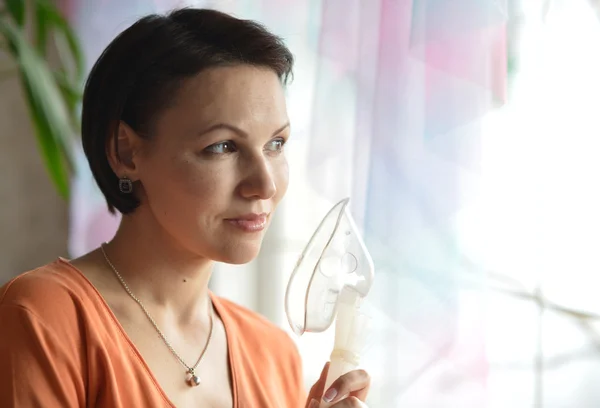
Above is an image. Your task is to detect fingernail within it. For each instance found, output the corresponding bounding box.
[309,399,319,408]
[322,388,337,402]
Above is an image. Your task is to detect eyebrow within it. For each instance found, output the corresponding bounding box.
[197,121,290,138]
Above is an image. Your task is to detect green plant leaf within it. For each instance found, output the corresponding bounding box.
[53,69,82,129]
[0,16,75,198]
[33,0,85,81]
[32,0,85,134]
[34,2,49,55]
[20,72,70,197]
[5,0,25,26]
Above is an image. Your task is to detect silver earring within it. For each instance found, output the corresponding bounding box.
[118,176,133,194]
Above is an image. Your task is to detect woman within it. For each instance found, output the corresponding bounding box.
[0,7,370,408]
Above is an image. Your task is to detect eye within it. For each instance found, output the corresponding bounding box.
[204,141,237,154]
[265,138,286,153]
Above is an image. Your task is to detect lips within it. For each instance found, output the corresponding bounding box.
[225,213,269,232]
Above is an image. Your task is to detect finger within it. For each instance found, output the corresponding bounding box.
[307,362,330,402]
[309,362,329,395]
[331,396,368,408]
[308,398,320,408]
[322,369,370,404]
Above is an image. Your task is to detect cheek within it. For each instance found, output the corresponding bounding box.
[174,158,219,197]
[142,154,219,210]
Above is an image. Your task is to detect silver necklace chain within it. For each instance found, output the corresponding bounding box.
[100,243,213,386]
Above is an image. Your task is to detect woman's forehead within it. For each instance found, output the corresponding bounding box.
[165,66,288,126]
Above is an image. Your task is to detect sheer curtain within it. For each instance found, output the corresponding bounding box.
[64,0,600,406]
[291,1,505,406]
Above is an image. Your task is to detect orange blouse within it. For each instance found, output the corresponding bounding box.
[0,259,307,407]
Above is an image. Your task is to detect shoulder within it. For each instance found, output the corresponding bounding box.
[0,259,93,328]
[0,261,89,405]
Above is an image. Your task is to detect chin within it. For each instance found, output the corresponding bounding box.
[215,242,263,265]
[218,252,260,265]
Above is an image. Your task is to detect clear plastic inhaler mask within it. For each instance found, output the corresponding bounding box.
[285,198,375,405]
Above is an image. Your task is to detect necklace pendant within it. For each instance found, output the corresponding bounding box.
[187,370,201,387]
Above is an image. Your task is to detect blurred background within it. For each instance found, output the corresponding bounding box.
[2,0,600,406]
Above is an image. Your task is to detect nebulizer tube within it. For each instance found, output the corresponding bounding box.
[321,288,370,407]
[284,198,374,407]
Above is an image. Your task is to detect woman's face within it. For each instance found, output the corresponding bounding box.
[132,65,290,264]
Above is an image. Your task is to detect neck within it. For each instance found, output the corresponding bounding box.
[102,211,213,321]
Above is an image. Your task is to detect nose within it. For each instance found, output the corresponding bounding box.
[237,154,277,200]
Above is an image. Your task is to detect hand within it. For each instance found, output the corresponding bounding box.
[305,362,371,408]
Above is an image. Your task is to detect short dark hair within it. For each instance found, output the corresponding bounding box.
[81,8,294,214]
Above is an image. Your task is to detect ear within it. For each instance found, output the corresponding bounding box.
[106,121,143,180]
